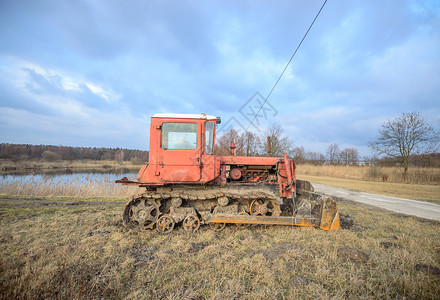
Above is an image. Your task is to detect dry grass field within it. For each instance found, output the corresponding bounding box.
[0,198,439,299]
[298,175,440,205]
[0,164,439,298]
[298,164,440,185]
[296,164,440,205]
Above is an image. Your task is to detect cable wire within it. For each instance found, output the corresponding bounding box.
[245,0,328,133]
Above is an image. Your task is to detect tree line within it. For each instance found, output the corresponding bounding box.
[3,112,438,170]
[215,119,439,168]
[215,124,294,158]
[215,124,362,165]
[0,143,148,163]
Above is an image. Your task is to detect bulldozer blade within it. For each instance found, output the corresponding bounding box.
[206,192,340,231]
[207,206,339,231]
[294,191,340,231]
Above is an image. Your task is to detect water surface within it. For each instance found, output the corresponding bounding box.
[0,170,138,185]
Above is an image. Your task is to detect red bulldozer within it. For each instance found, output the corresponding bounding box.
[117,113,340,233]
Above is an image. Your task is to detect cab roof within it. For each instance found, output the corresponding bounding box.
[152,113,218,120]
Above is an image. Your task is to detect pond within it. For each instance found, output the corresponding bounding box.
[0,170,139,186]
[0,169,141,198]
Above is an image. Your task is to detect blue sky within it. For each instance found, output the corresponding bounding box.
[1,0,439,157]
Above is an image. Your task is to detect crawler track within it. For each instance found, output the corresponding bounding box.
[122,183,287,233]
[121,181,340,233]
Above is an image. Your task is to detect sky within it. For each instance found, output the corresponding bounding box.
[1,0,439,157]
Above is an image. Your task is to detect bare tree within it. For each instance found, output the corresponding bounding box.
[243,131,262,156]
[290,146,306,164]
[261,123,292,157]
[340,148,359,165]
[41,150,60,162]
[305,151,325,165]
[326,143,340,165]
[215,128,245,156]
[115,149,125,164]
[368,112,439,178]
[216,129,263,156]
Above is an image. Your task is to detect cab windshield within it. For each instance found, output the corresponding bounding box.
[161,122,197,150]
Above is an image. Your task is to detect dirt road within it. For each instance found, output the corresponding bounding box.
[313,183,440,221]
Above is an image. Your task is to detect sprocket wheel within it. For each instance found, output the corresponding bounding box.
[156,215,175,233]
[183,215,200,232]
[123,197,161,232]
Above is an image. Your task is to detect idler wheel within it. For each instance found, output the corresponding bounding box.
[183,215,200,232]
[156,215,175,234]
[235,211,251,227]
[209,222,226,232]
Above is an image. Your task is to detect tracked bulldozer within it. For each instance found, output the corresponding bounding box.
[117,113,340,233]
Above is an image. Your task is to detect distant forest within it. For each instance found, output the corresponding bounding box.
[1,143,438,168]
[0,143,148,163]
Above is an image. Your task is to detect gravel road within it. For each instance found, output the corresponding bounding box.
[313,183,440,222]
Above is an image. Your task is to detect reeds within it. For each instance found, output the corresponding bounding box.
[297,164,440,185]
[0,175,140,198]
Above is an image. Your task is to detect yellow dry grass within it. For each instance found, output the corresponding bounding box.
[298,175,440,204]
[298,164,440,185]
[0,200,439,299]
[0,164,439,298]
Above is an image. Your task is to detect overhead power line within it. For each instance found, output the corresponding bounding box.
[245,0,328,133]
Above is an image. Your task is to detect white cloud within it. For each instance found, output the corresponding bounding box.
[0,0,439,155]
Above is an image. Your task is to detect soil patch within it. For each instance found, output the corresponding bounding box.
[338,247,369,264]
[380,241,402,249]
[415,264,440,277]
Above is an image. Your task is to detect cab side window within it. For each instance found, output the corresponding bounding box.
[205,122,214,154]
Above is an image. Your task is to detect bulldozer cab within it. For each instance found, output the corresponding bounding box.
[148,114,221,184]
